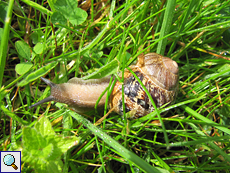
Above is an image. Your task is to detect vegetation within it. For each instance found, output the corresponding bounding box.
[0,0,230,172]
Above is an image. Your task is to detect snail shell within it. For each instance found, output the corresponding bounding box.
[29,53,179,119]
[109,53,179,118]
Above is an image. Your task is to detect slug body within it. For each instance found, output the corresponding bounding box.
[30,53,179,118]
[29,77,110,113]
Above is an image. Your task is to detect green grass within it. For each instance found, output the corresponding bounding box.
[1,0,230,172]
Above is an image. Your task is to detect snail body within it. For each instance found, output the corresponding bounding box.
[29,76,111,113]
[30,53,179,119]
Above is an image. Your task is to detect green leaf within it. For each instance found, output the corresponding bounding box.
[20,0,52,15]
[20,116,79,172]
[15,62,33,75]
[46,135,79,160]
[30,30,44,44]
[219,105,230,119]
[204,64,230,79]
[0,105,29,125]
[32,158,63,173]
[51,12,67,25]
[42,143,54,159]
[68,8,88,25]
[47,0,56,12]
[15,40,31,61]
[0,28,3,44]
[157,0,176,55]
[35,117,55,136]
[44,160,63,173]
[22,127,48,151]
[17,17,26,33]
[182,105,230,135]
[53,0,87,25]
[0,3,7,22]
[54,136,79,154]
[17,61,58,86]
[34,42,45,54]
[218,63,230,73]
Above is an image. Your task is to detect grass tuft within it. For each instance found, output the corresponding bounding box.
[1,0,230,172]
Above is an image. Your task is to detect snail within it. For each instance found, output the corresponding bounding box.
[29,53,179,119]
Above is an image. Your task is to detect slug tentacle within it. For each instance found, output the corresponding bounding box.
[29,96,54,109]
[40,77,56,88]
[29,77,57,109]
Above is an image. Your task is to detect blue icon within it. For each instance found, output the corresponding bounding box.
[3,154,18,170]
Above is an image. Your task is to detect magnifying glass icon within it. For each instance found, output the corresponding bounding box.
[3,154,18,170]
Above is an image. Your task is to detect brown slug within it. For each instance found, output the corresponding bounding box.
[29,53,179,119]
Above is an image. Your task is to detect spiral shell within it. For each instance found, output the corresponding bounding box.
[109,53,179,119]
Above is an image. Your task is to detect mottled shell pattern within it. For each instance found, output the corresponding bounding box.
[109,53,179,119]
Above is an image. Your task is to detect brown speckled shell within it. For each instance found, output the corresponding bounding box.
[109,53,179,119]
